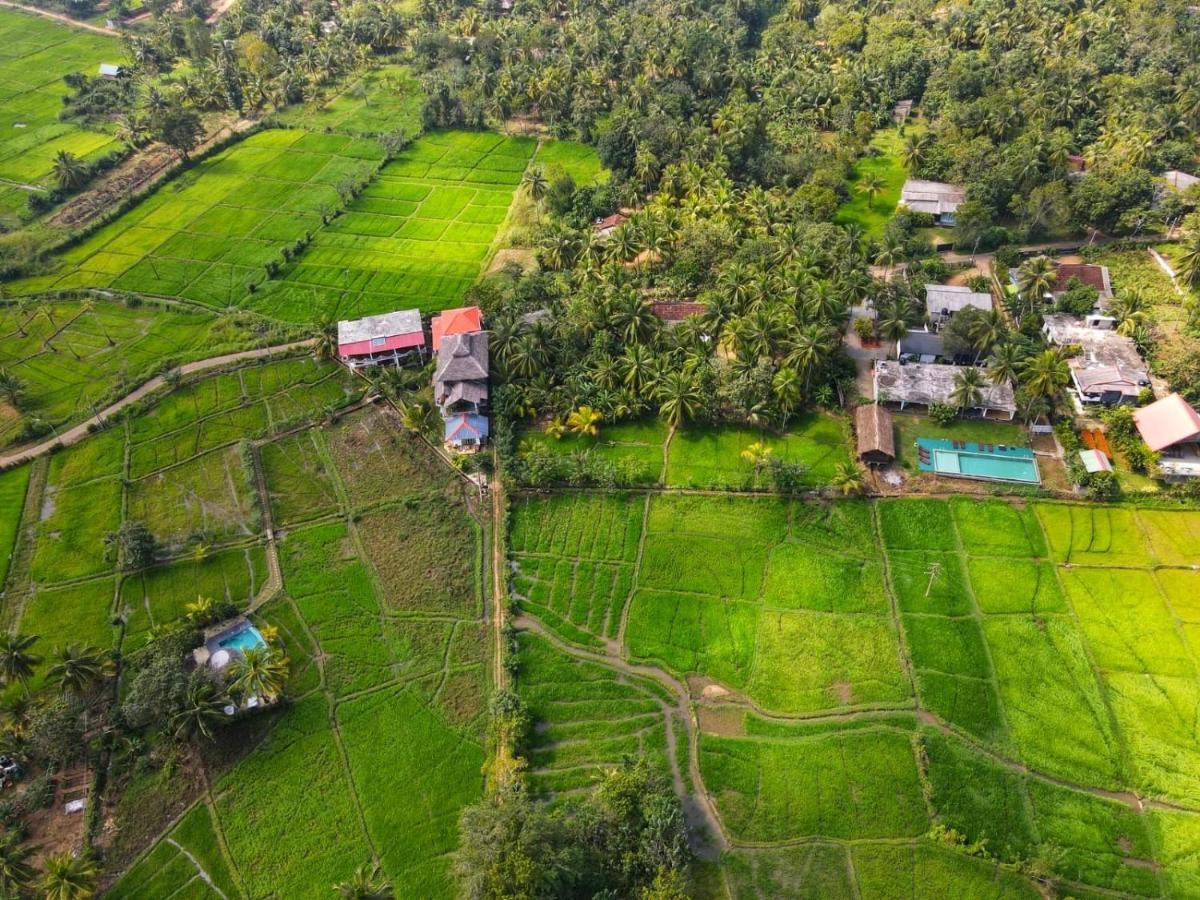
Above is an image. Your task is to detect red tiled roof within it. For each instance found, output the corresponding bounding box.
[1053,263,1108,296]
[594,212,628,231]
[431,306,483,351]
[651,302,706,321]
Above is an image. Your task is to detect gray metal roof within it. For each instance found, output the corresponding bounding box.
[337,309,422,344]
[900,180,965,216]
[924,284,992,316]
[899,329,944,359]
[874,361,1016,413]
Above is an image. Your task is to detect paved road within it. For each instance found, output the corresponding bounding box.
[0,1,119,34]
[0,340,316,469]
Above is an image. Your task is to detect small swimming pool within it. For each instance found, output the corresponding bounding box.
[917,438,1040,484]
[217,624,267,654]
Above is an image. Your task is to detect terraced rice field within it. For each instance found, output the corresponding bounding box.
[9,129,386,302]
[252,130,537,321]
[510,492,1200,897]
[0,9,121,220]
[103,408,487,900]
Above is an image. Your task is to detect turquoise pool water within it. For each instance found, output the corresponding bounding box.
[218,625,267,653]
[917,438,1040,484]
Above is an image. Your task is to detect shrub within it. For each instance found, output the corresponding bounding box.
[929,402,958,426]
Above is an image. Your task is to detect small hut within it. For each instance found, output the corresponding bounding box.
[855,403,895,466]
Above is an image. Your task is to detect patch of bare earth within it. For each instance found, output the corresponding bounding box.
[696,706,745,737]
[829,681,855,705]
[20,764,89,866]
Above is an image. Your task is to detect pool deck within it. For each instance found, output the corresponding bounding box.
[916,438,1041,484]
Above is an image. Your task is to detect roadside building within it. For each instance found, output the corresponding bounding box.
[923,284,992,328]
[854,403,895,465]
[899,179,965,225]
[1043,315,1150,407]
[336,309,425,369]
[431,305,483,351]
[1133,393,1200,481]
[874,360,1017,420]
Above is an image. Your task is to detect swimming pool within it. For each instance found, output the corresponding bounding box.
[217,624,267,654]
[917,438,1040,484]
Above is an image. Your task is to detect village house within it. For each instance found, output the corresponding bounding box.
[431,305,483,351]
[854,403,895,466]
[593,211,629,239]
[1008,262,1114,314]
[923,284,992,329]
[98,63,123,78]
[1133,393,1200,481]
[874,360,1017,420]
[891,100,913,125]
[336,309,425,369]
[897,329,945,364]
[1042,314,1150,407]
[651,301,707,324]
[434,327,490,450]
[899,179,965,225]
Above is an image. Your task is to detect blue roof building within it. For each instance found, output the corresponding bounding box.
[444,413,490,449]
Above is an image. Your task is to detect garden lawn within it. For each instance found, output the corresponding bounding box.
[10,129,385,307]
[0,300,262,448]
[0,9,121,222]
[834,128,912,240]
[0,465,29,588]
[664,414,851,488]
[252,130,536,321]
[534,139,607,185]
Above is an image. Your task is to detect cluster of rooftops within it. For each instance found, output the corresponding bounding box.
[336,305,490,450]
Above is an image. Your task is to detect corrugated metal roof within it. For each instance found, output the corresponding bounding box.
[337,309,422,345]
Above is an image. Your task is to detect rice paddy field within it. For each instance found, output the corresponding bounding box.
[1,354,360,657]
[0,298,269,449]
[0,9,122,222]
[252,130,537,321]
[274,64,423,138]
[509,491,1200,897]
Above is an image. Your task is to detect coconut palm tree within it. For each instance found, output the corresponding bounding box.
[900,132,931,172]
[740,441,774,472]
[1022,348,1070,399]
[951,367,986,413]
[0,370,24,411]
[171,679,229,743]
[1016,256,1057,311]
[832,462,864,496]
[53,151,89,192]
[185,595,215,623]
[1110,291,1150,336]
[876,300,911,343]
[521,166,548,209]
[334,862,394,899]
[0,832,35,896]
[313,319,338,361]
[566,405,602,437]
[654,370,702,428]
[0,633,41,695]
[47,643,108,700]
[227,646,289,704]
[986,343,1022,385]
[857,172,887,210]
[39,851,98,900]
[1178,231,1200,290]
[966,310,1007,359]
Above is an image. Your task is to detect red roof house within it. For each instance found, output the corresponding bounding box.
[1053,263,1113,301]
[431,306,483,351]
[1133,393,1200,452]
[337,309,425,368]
[651,301,706,322]
[594,212,629,236]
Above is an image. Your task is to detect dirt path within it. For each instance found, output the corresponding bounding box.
[513,614,729,858]
[491,464,507,689]
[205,0,236,23]
[0,340,315,470]
[0,1,118,34]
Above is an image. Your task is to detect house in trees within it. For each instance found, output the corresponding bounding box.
[434,327,490,450]
[431,305,483,351]
[899,180,965,225]
[1043,315,1150,408]
[337,309,426,369]
[1133,393,1200,481]
[1007,262,1114,317]
[593,212,629,238]
[923,284,992,329]
[1164,170,1199,193]
[874,360,1017,420]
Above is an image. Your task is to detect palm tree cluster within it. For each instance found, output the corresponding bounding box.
[488,173,865,431]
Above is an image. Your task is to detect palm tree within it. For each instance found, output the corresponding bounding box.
[0,633,41,695]
[521,166,548,209]
[951,367,986,413]
[53,151,89,192]
[900,132,931,172]
[857,172,887,210]
[876,300,911,343]
[39,852,98,900]
[1110,291,1150,336]
[654,371,701,428]
[171,679,228,742]
[1016,256,1057,311]
[0,832,34,896]
[966,310,1006,359]
[314,319,338,361]
[987,343,1021,385]
[1022,348,1070,399]
[1178,231,1200,290]
[0,370,24,411]
[565,406,602,437]
[832,462,864,496]
[47,643,108,700]
[227,646,289,703]
[185,595,215,623]
[740,441,774,472]
[334,862,394,899]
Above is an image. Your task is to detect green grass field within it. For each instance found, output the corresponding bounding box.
[511,490,1200,896]
[275,64,423,137]
[9,129,386,303]
[0,464,29,588]
[251,130,537,321]
[834,128,913,239]
[0,9,122,222]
